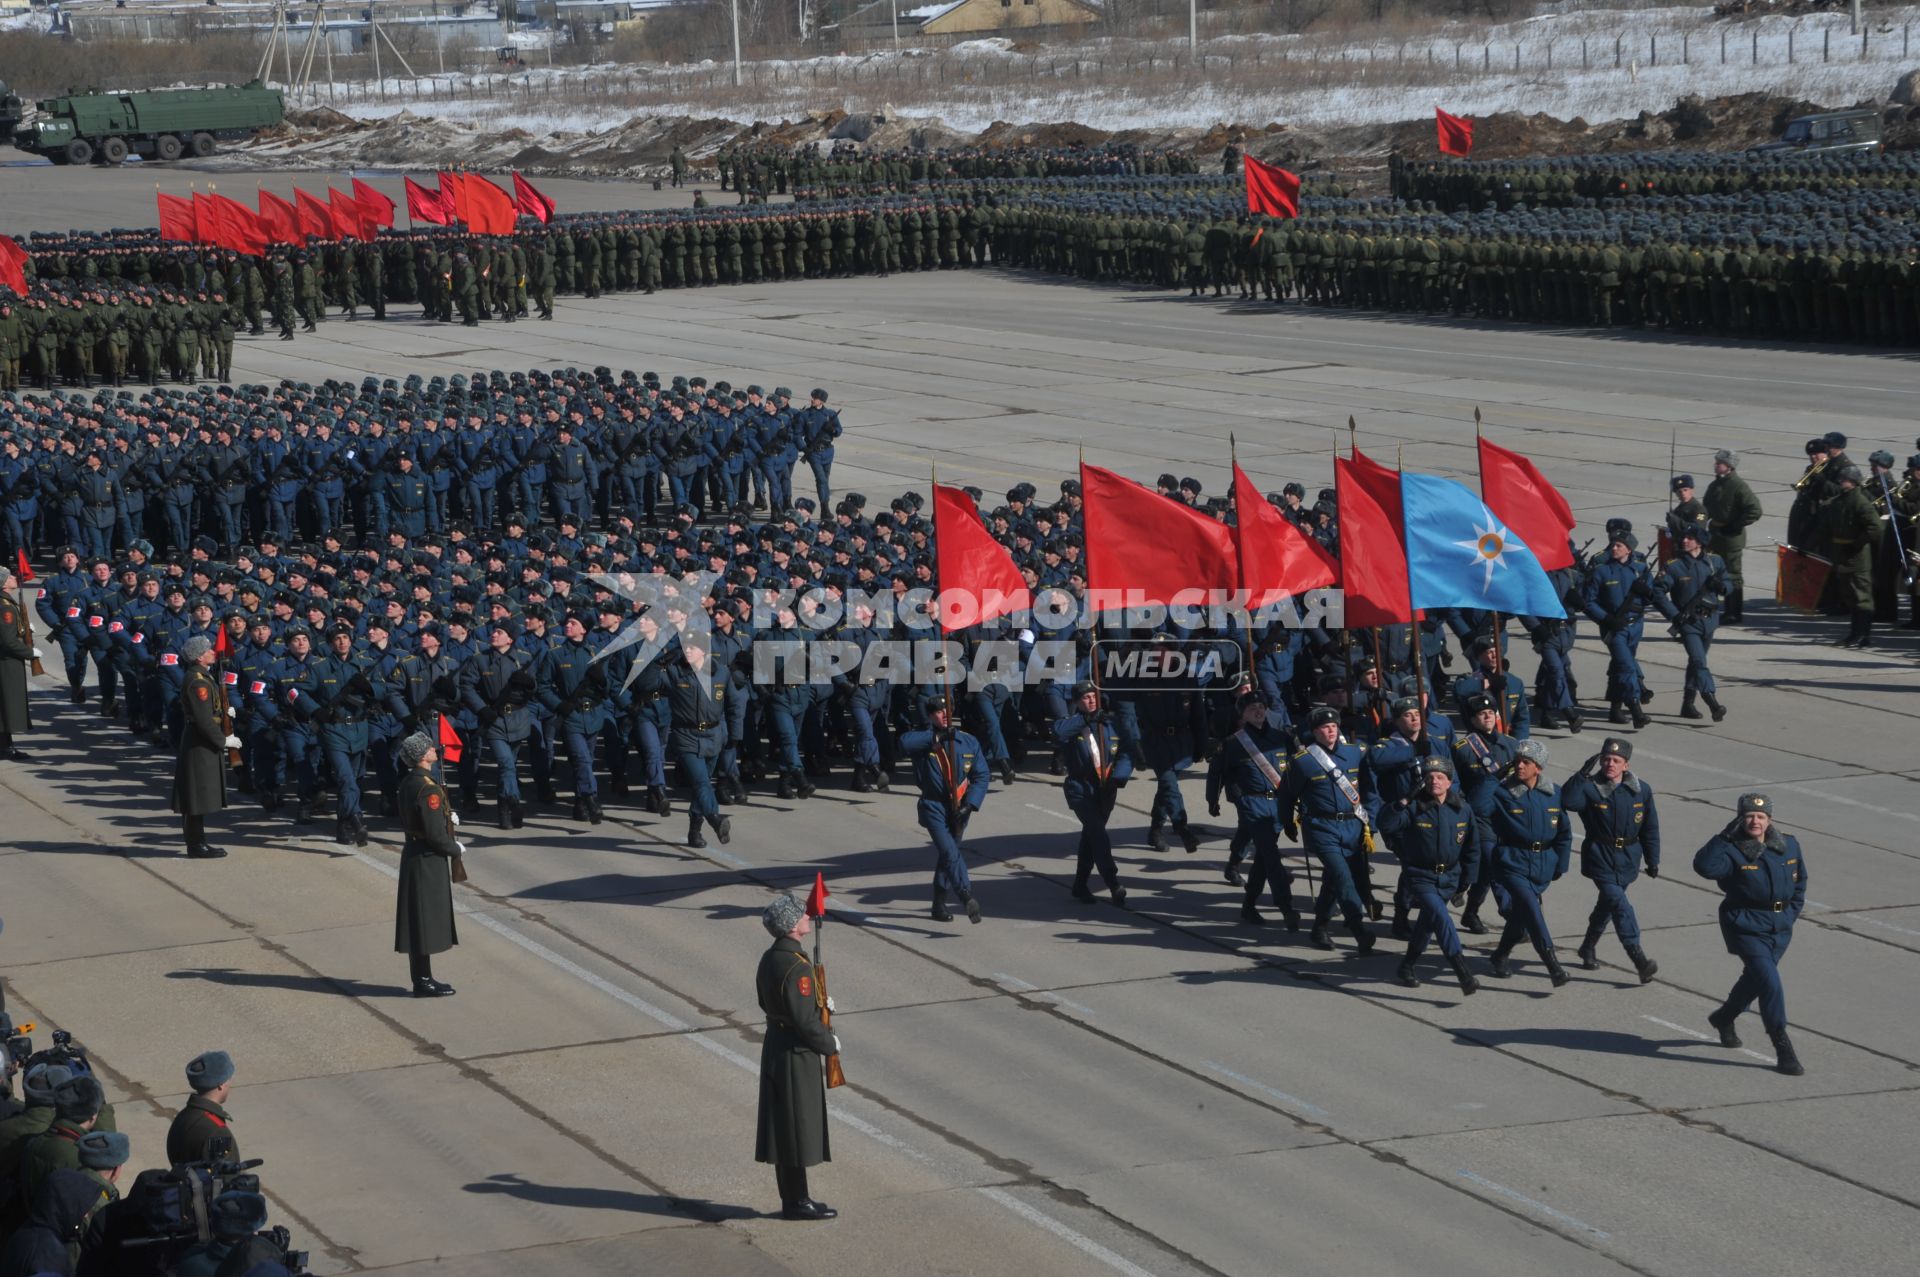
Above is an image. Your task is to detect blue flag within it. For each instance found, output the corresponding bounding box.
[1401,472,1566,618]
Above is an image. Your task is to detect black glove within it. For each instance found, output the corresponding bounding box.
[1645,864,1659,879]
[1208,799,1221,818]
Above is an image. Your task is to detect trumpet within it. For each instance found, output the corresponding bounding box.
[1792,457,1828,491]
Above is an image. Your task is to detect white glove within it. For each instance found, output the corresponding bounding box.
[826,996,836,1013]
[31,647,42,659]
[831,1035,841,1054]
[450,811,461,828]
[455,841,468,857]
[222,734,241,749]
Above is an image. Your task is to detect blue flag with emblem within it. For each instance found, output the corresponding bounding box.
[1401,471,1566,618]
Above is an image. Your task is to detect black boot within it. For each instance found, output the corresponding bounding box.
[497,799,513,830]
[1608,699,1627,725]
[1577,929,1603,970]
[1178,824,1200,855]
[794,771,816,799]
[649,784,670,816]
[1769,1029,1805,1076]
[1460,911,1488,935]
[959,891,982,924]
[931,887,954,922]
[536,780,559,805]
[1448,953,1479,995]
[1703,693,1726,723]
[1722,587,1743,625]
[1309,925,1335,951]
[710,812,732,844]
[571,797,588,823]
[1488,945,1513,978]
[1625,944,1658,983]
[586,795,603,825]
[1680,691,1703,720]
[1349,919,1375,955]
[1395,956,1419,987]
[1850,609,1874,648]
[1630,702,1651,729]
[851,764,873,793]
[686,814,707,849]
[1708,1004,1743,1048]
[1565,707,1585,733]
[1541,947,1570,987]
[777,772,796,800]
[509,799,525,829]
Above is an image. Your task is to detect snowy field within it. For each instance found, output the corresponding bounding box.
[261,3,1920,135]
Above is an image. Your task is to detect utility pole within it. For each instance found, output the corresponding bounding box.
[732,0,742,86]
[1190,0,1198,65]
[1853,0,1863,36]
[892,1,899,53]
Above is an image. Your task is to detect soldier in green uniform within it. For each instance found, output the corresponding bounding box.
[1703,449,1761,624]
[269,257,297,340]
[172,635,233,858]
[530,236,557,317]
[1819,465,1882,647]
[395,730,462,996]
[755,892,839,1221]
[669,144,688,187]
[0,299,21,391]
[165,1050,239,1164]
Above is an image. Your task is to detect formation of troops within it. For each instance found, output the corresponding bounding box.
[0,343,1873,1077]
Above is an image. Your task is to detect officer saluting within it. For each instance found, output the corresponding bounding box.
[755,892,839,1221]
[1694,793,1807,1076]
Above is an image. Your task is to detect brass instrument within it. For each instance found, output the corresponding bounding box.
[1792,457,1828,492]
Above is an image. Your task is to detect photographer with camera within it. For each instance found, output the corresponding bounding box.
[166,1052,239,1167]
[0,1130,127,1277]
[171,1191,266,1277]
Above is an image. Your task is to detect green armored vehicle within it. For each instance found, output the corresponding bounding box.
[0,79,284,165]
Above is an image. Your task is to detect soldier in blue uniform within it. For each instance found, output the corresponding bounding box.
[536,611,612,824]
[1450,633,1529,740]
[546,422,596,525]
[1484,738,1574,987]
[1056,681,1132,905]
[252,624,321,822]
[460,623,537,829]
[1652,524,1729,723]
[1135,674,1203,854]
[1582,530,1653,729]
[901,696,989,923]
[1693,793,1807,1076]
[34,548,89,704]
[1207,691,1301,929]
[1562,737,1660,983]
[308,624,379,846]
[1280,705,1375,954]
[1378,756,1482,995]
[1366,694,1446,939]
[641,637,731,849]
[797,389,840,511]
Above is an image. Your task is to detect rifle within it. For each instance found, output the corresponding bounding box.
[812,914,846,1090]
[214,664,240,769]
[13,582,41,677]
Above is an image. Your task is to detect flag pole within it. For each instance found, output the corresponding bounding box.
[1474,408,1505,727]
[932,459,955,733]
[1230,433,1253,700]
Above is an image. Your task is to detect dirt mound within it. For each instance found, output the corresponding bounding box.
[975,120,1113,149]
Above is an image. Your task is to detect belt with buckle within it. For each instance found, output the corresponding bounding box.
[1771,901,1786,912]
[1526,841,1545,851]
[1612,838,1635,848]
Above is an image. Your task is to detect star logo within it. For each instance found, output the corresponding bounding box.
[1453,513,1516,592]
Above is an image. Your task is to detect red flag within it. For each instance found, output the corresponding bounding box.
[1436,107,1474,158]
[1477,435,1575,572]
[1080,462,1237,608]
[437,713,464,764]
[351,177,396,230]
[439,172,471,228]
[405,176,450,226]
[157,193,198,243]
[192,193,218,244]
[15,547,34,582]
[1244,155,1300,219]
[1233,462,1337,606]
[0,236,25,297]
[1776,545,1832,613]
[210,194,270,256]
[464,175,518,235]
[512,171,555,224]
[932,482,1030,628]
[213,624,232,659]
[257,189,301,243]
[294,187,332,240]
[328,187,370,239]
[805,872,829,918]
[1334,452,1412,627]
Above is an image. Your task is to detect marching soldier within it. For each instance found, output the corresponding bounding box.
[1055,680,1132,906]
[1484,739,1574,987]
[172,635,235,859]
[640,637,732,849]
[1562,738,1660,983]
[1652,524,1729,722]
[1582,530,1653,729]
[755,892,838,1221]
[1207,690,1301,929]
[1280,705,1374,954]
[1694,794,1806,1076]
[901,696,989,924]
[1377,756,1482,995]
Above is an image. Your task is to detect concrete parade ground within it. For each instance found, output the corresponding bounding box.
[3,166,1920,1277]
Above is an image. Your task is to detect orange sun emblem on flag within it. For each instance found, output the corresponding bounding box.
[195,686,209,701]
[797,974,812,998]
[428,793,442,810]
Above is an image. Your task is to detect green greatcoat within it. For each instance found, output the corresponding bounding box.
[1703,471,1762,590]
[171,665,227,816]
[754,936,834,1169]
[1817,485,1880,610]
[395,767,459,956]
[0,592,30,737]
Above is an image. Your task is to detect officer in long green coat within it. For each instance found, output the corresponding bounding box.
[172,636,231,859]
[395,730,460,996]
[755,892,838,1221]
[1818,466,1882,648]
[1703,448,1762,623]
[0,569,34,759]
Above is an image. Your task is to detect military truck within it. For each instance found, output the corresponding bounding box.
[0,80,284,165]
